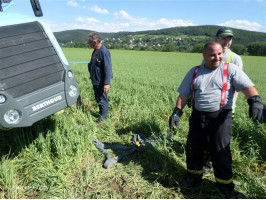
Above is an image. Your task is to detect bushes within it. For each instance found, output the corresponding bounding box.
[247,41,266,56]
[231,44,246,55]
[191,43,204,53]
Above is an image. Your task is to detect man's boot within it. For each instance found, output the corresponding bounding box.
[216,183,235,199]
[181,173,202,188]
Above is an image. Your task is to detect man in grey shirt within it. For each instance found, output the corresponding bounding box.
[199,27,244,174]
[169,41,264,198]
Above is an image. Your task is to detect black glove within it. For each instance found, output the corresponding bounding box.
[169,107,183,132]
[247,95,264,123]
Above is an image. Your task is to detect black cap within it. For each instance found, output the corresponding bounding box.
[216,27,234,37]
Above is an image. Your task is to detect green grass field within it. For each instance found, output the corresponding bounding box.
[0,48,265,198]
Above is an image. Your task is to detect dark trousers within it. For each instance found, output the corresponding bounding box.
[93,85,109,120]
[186,108,234,190]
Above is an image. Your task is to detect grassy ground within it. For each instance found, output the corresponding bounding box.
[0,48,265,198]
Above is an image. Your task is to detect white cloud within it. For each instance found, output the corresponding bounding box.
[89,5,109,15]
[156,18,195,27]
[76,17,101,24]
[67,0,79,8]
[44,16,129,32]
[256,0,266,3]
[114,10,196,31]
[101,22,131,32]
[45,21,131,33]
[118,10,133,20]
[59,2,265,33]
[67,1,109,15]
[218,20,264,32]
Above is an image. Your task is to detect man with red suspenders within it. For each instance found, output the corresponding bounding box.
[169,41,264,198]
[196,27,243,174]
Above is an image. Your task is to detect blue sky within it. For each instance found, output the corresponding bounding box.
[2,0,266,33]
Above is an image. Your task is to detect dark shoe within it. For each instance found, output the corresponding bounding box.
[220,189,235,199]
[181,173,202,188]
[217,184,235,199]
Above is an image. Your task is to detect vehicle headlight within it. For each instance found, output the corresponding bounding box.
[0,95,6,104]
[67,71,73,78]
[4,109,21,124]
[69,85,78,97]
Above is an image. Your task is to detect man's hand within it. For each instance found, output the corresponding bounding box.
[104,85,110,93]
[247,95,264,123]
[169,107,183,132]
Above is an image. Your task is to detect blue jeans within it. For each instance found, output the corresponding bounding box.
[93,85,109,120]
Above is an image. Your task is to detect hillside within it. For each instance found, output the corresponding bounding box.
[54,25,266,54]
[54,25,266,45]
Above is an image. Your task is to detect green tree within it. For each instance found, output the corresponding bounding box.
[231,44,246,55]
[162,42,175,52]
[247,41,266,56]
[191,43,204,53]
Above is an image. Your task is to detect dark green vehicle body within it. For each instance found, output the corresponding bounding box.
[0,12,80,129]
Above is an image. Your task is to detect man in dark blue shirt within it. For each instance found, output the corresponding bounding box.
[88,33,113,124]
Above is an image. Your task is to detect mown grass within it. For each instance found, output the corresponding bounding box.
[0,48,265,198]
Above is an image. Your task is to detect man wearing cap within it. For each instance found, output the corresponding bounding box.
[215,27,243,69]
[215,27,243,115]
[169,41,265,198]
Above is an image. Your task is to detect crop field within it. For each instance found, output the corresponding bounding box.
[0,48,265,198]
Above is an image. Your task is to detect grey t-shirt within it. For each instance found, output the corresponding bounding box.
[178,62,254,112]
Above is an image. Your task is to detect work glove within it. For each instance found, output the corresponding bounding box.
[169,107,183,132]
[247,95,264,123]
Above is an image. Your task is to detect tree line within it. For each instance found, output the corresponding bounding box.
[55,25,266,56]
[191,42,266,56]
[60,40,266,56]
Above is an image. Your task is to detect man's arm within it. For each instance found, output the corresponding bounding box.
[176,94,189,110]
[242,86,259,99]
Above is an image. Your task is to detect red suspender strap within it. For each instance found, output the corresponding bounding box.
[192,65,201,105]
[220,63,229,107]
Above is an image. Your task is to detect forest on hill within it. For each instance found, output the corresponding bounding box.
[54,25,266,55]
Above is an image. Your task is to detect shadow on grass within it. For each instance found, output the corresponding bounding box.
[123,146,245,199]
[0,116,56,159]
[99,138,244,198]
[98,119,247,198]
[180,180,246,199]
